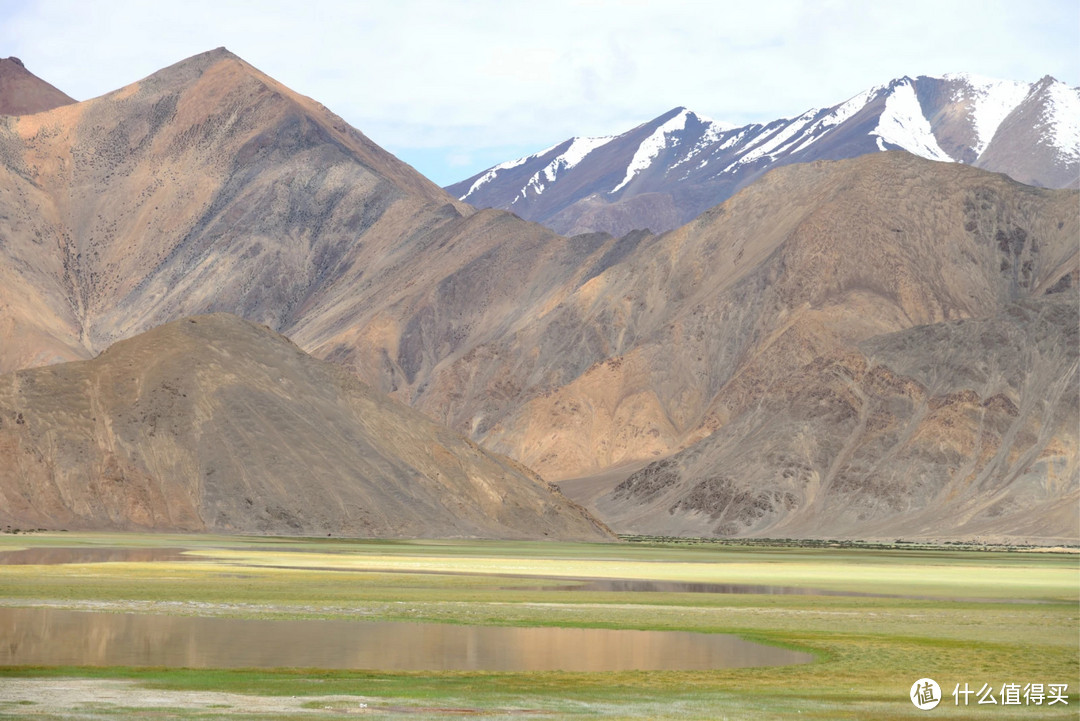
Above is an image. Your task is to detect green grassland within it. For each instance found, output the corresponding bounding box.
[0,532,1076,720]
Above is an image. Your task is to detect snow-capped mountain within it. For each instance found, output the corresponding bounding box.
[447,74,1080,237]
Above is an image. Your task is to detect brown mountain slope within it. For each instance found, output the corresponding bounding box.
[0,47,460,372]
[598,294,1078,542]
[0,313,613,540]
[426,154,1077,475]
[0,57,75,116]
[413,154,1079,541]
[0,48,688,479]
[0,47,637,406]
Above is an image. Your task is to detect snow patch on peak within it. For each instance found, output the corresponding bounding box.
[458,142,563,200]
[610,109,691,193]
[671,114,740,171]
[733,109,819,166]
[556,135,615,171]
[872,80,952,162]
[520,134,615,198]
[829,85,883,125]
[946,74,1030,155]
[940,71,1001,85]
[1042,82,1080,161]
[780,85,884,156]
[685,109,735,132]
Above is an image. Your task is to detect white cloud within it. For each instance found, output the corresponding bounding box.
[0,0,1075,185]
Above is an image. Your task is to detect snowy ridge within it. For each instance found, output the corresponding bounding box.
[690,110,734,133]
[823,85,881,128]
[713,85,882,173]
[716,126,752,151]
[943,72,1030,154]
[449,71,1077,237]
[1042,81,1080,162]
[458,141,562,200]
[671,112,736,170]
[610,109,691,193]
[871,79,952,162]
[786,84,882,155]
[519,135,615,199]
[730,109,819,168]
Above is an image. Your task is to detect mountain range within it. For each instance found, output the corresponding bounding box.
[0,50,1076,542]
[448,74,1080,237]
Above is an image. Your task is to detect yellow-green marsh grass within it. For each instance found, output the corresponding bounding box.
[182,544,1076,600]
[0,532,1076,720]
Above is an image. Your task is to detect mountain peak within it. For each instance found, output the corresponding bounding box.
[685,108,735,131]
[654,106,690,124]
[191,46,242,65]
[140,46,247,84]
[0,55,76,115]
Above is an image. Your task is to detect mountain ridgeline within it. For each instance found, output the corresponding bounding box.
[0,56,75,116]
[449,74,1080,237]
[0,50,1075,542]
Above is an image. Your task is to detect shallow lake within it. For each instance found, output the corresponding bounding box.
[0,607,813,671]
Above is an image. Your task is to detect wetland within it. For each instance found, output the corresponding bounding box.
[0,533,1076,719]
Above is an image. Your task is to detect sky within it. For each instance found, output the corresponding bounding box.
[1,0,1077,186]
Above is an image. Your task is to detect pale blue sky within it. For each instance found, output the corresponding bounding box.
[1,0,1077,185]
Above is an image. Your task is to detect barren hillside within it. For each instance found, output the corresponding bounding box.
[0,314,613,540]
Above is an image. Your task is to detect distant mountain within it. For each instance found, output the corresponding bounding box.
[0,314,614,540]
[448,74,1080,236]
[0,57,75,115]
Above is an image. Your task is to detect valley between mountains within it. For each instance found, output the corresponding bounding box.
[0,49,1075,543]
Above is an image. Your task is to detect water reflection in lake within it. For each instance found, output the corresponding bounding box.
[0,607,812,671]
